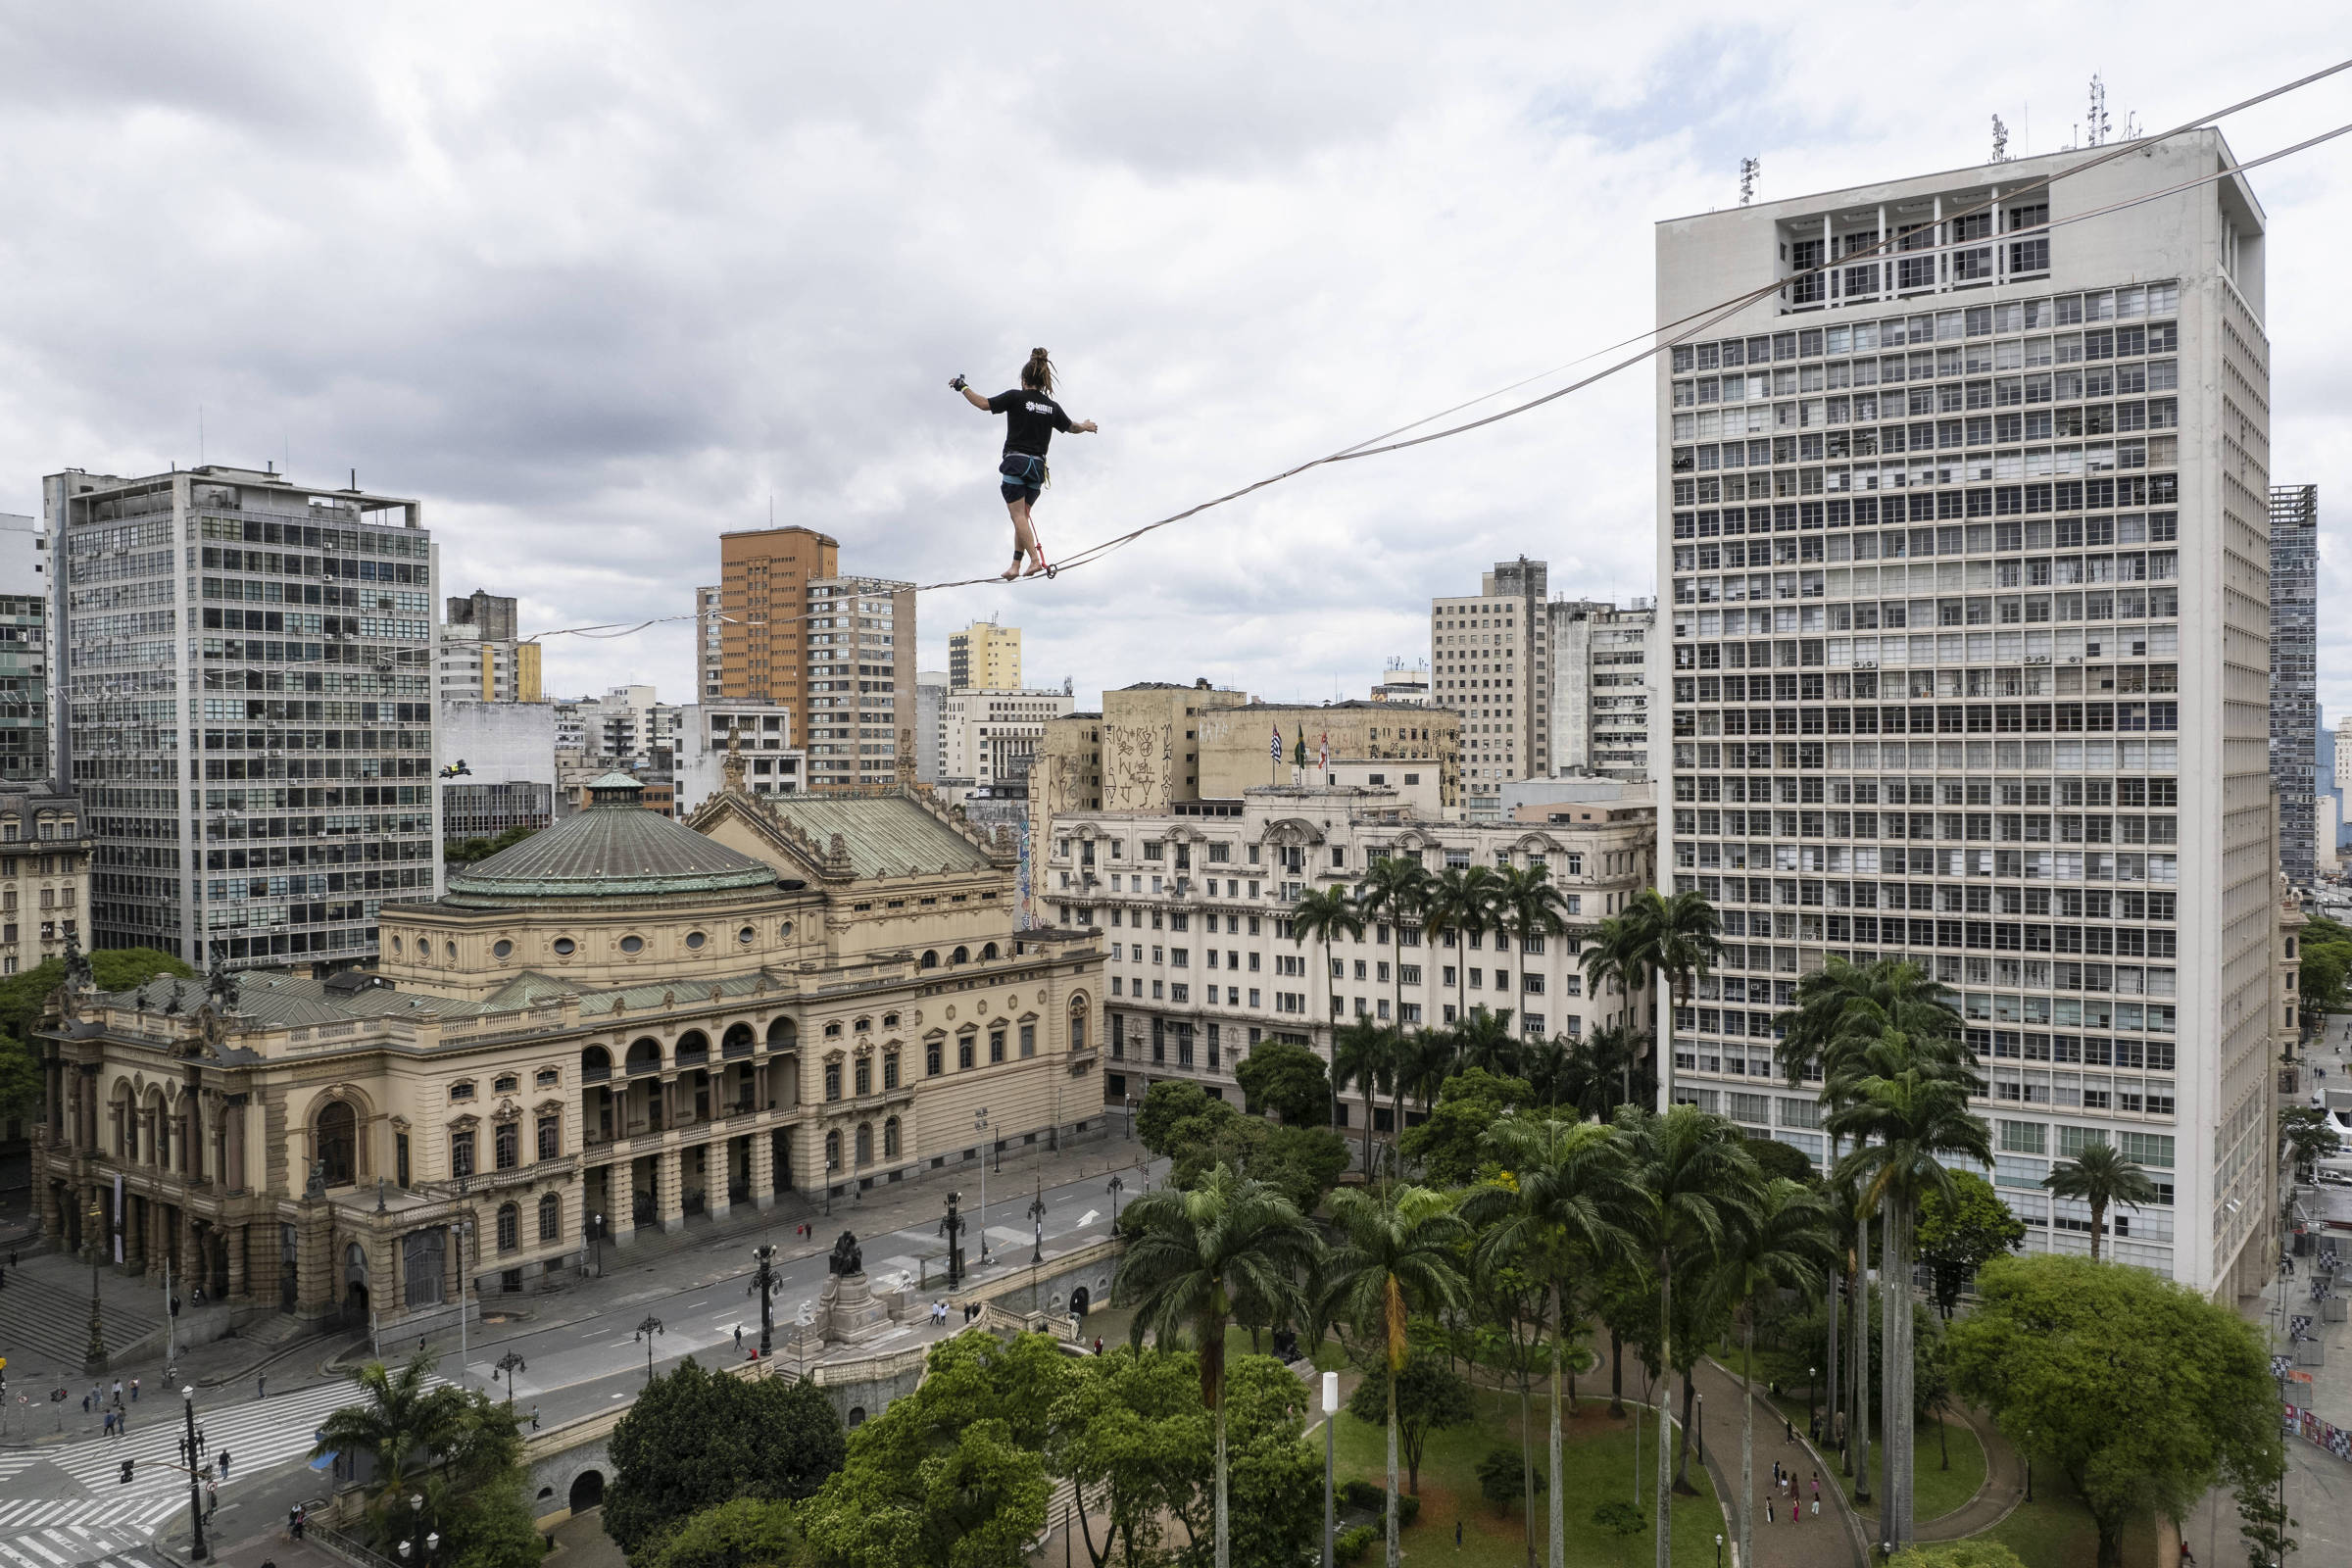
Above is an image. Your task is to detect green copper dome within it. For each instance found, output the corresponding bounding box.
[444,773,778,905]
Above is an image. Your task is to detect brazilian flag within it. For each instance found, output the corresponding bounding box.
[1294,725,1308,768]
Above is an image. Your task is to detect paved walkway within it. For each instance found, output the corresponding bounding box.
[1909,1401,2023,1543]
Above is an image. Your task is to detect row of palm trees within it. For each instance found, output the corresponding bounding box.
[1293,855,1727,1154]
[1121,949,2171,1568]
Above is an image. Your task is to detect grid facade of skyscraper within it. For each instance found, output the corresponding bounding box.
[2270,484,2318,885]
[1656,132,2279,1297]
[45,465,440,968]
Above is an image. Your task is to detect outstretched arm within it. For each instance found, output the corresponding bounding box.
[959,385,990,411]
[1074,418,1099,433]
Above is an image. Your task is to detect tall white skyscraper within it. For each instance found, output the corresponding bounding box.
[44,465,440,969]
[1655,130,2283,1298]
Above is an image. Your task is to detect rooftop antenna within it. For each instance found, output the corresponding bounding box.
[1738,156,1759,206]
[1990,114,2010,164]
[2087,74,2110,147]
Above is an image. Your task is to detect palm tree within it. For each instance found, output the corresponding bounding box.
[1324,1185,1471,1568]
[1451,1004,1522,1077]
[313,1354,470,1542]
[1618,1105,1759,1568]
[1707,1177,1836,1568]
[1774,956,1959,1487]
[1579,914,1646,1074]
[1355,853,1432,1027]
[1496,861,1572,1023]
[2041,1141,2161,1264]
[1565,1023,1655,1119]
[1827,1029,1991,1550]
[1610,889,1724,1112]
[1332,1018,1396,1174]
[1467,1115,1636,1568]
[1520,1035,1576,1108]
[1115,1163,1323,1568]
[1293,885,1367,1125]
[1424,862,1499,1026]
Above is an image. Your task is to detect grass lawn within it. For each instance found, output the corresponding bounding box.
[1977,1466,2158,1568]
[1821,1416,1986,1526]
[1331,1384,1726,1568]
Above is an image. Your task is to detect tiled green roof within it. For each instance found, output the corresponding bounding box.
[447,775,777,904]
[763,795,993,878]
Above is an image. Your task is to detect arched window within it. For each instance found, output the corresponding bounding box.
[538,1192,562,1244]
[766,1017,797,1051]
[854,1016,871,1033]
[317,1101,357,1188]
[723,1023,755,1056]
[981,942,999,960]
[1069,997,1089,1052]
[674,1031,710,1065]
[952,946,970,964]
[581,1045,612,1083]
[855,1122,873,1165]
[625,1038,662,1075]
[823,1129,841,1171]
[883,1116,901,1158]
[497,1202,519,1253]
[920,950,939,970]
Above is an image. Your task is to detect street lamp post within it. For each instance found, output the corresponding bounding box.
[494,1351,527,1411]
[1695,1391,1704,1466]
[974,1108,992,1264]
[2024,1428,2034,1503]
[1714,1533,1723,1568]
[588,1213,604,1278]
[1124,1095,1135,1140]
[634,1315,664,1385]
[751,1244,779,1354]
[1028,1179,1047,1266]
[182,1387,209,1561]
[1106,1175,1124,1228]
[824,1155,837,1218]
[940,1193,965,1291]
[1322,1372,1339,1568]
[452,1218,472,1390]
[1809,1364,1817,1440]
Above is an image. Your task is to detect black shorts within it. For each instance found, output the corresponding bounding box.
[999,452,1045,504]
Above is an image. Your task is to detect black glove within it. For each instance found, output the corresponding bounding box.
[949,374,968,392]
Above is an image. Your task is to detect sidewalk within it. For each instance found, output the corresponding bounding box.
[1908,1401,2023,1543]
[1682,1350,1866,1568]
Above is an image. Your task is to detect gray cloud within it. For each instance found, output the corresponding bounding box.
[0,4,2347,720]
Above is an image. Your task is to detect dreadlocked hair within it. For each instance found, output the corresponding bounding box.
[1020,347,1055,394]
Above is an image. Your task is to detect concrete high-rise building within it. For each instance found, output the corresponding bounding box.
[948,619,1022,691]
[44,465,438,968]
[695,583,724,701]
[717,522,838,709]
[1370,660,1429,705]
[437,589,540,706]
[1656,132,2290,1300]
[0,514,51,783]
[1431,558,1549,817]
[445,588,518,642]
[914,671,949,785]
[1547,598,1656,779]
[2271,485,2319,885]
[943,687,1078,794]
[804,574,915,791]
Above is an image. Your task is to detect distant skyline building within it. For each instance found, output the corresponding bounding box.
[1547,597,1656,780]
[1431,557,1548,817]
[696,583,723,701]
[44,464,438,968]
[948,619,1021,691]
[2270,484,2318,884]
[438,588,540,705]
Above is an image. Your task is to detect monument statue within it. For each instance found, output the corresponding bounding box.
[827,1230,862,1277]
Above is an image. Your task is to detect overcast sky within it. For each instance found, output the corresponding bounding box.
[4,5,2350,722]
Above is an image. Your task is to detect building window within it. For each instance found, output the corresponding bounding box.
[495,1122,519,1171]
[855,1123,873,1165]
[824,1129,841,1173]
[396,1132,411,1188]
[403,1228,445,1308]
[536,1115,560,1160]
[451,1130,476,1179]
[497,1202,519,1253]
[538,1192,561,1244]
[959,1035,977,1070]
[855,1058,872,1098]
[1020,1024,1036,1057]
[824,1062,842,1101]
[883,1053,901,1090]
[883,1116,901,1158]
[316,1101,356,1189]
[926,1042,943,1076]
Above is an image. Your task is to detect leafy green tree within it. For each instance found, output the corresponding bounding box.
[1144,1086,1348,1213]
[1945,1253,2281,1568]
[1115,1164,1321,1568]
[1397,1066,1530,1187]
[1744,1137,1815,1185]
[1235,1037,1332,1126]
[1332,1019,1398,1174]
[2038,1142,2159,1264]
[1600,889,1723,1111]
[1477,1446,1544,1513]
[1219,1356,1325,1568]
[1139,1080,1223,1157]
[1447,1005,1520,1078]
[1344,1353,1478,1494]
[1466,1114,1635,1568]
[1590,1500,1645,1568]
[2280,1104,2342,1177]
[1706,1177,1835,1568]
[604,1357,845,1554]
[1494,863,1573,972]
[1292,884,1366,1051]
[640,1499,808,1568]
[1914,1169,2026,1319]
[2298,914,2352,1014]
[1553,1023,1653,1119]
[0,946,194,1120]
[1049,1347,1205,1568]
[1323,1185,1470,1568]
[444,824,541,865]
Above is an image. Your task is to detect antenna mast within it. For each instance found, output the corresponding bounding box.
[1738,156,1760,206]
[1991,114,2010,164]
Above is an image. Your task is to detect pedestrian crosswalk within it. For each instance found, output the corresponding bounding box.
[0,1373,444,1562]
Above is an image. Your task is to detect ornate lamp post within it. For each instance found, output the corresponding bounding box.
[1106,1174,1124,1227]
[634,1315,664,1384]
[750,1243,779,1354]
[493,1351,528,1410]
[940,1193,965,1291]
[83,1196,108,1375]
[974,1108,992,1264]
[182,1386,208,1561]
[1028,1179,1047,1266]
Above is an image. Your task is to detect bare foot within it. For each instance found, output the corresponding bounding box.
[1000,559,1024,581]
[1023,559,1054,578]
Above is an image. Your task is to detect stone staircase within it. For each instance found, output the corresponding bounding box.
[0,1268,151,1385]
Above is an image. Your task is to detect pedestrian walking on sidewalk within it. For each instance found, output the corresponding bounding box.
[258,1373,268,1399]
[734,1324,743,1350]
[102,1410,114,1438]
[220,1450,232,1479]
[1763,1494,1774,1525]
[112,1380,122,1405]
[130,1378,138,1402]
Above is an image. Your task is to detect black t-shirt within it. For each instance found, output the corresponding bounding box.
[987,389,1075,457]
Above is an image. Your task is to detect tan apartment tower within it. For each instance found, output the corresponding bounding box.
[717,525,838,769]
[949,619,1023,691]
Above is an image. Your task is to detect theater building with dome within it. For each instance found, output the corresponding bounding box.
[30,772,1102,1331]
